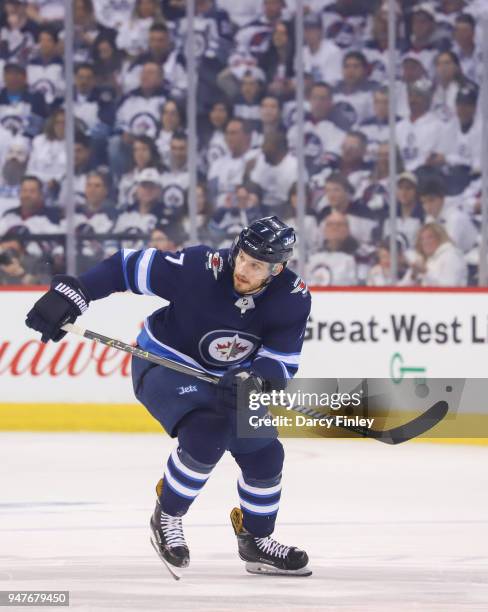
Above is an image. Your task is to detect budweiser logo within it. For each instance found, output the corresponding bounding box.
[0,337,132,377]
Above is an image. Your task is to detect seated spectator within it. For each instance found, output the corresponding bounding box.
[367,237,409,287]
[199,98,231,169]
[155,99,184,168]
[118,135,161,208]
[432,50,468,122]
[254,94,283,142]
[279,184,321,257]
[64,171,115,245]
[402,222,467,286]
[27,26,64,108]
[74,62,116,152]
[235,0,291,59]
[160,131,189,220]
[58,131,94,206]
[113,167,165,238]
[316,173,378,246]
[121,23,187,99]
[217,0,261,28]
[0,139,29,215]
[116,0,165,57]
[258,21,295,101]
[149,222,187,252]
[396,77,455,173]
[287,82,346,175]
[443,83,481,180]
[321,0,371,49]
[0,63,48,137]
[207,184,265,247]
[305,211,358,286]
[312,131,372,201]
[73,0,101,63]
[0,229,50,285]
[26,108,66,196]
[335,130,371,195]
[207,118,255,208]
[0,0,39,64]
[193,182,213,239]
[174,0,233,113]
[381,172,424,249]
[452,13,482,85]
[406,3,449,75]
[91,34,125,94]
[247,129,297,214]
[358,87,391,161]
[0,121,15,170]
[356,142,404,219]
[303,12,342,86]
[25,0,64,25]
[397,53,430,118]
[333,51,377,126]
[93,0,137,31]
[233,69,264,130]
[435,0,469,35]
[362,5,406,84]
[419,177,476,253]
[0,175,60,238]
[110,61,169,174]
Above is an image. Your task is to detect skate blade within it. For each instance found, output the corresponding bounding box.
[245,562,312,577]
[150,535,186,581]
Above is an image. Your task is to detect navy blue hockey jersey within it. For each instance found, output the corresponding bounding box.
[79,245,311,381]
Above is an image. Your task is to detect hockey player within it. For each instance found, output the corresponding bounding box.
[25,216,312,578]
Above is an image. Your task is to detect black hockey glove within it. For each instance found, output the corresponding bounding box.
[25,275,90,343]
[217,367,265,410]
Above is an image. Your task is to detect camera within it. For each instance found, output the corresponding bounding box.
[0,249,18,265]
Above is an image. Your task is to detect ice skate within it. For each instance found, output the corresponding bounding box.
[230,508,312,576]
[150,481,190,580]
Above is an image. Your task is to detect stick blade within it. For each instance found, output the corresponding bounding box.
[370,400,449,445]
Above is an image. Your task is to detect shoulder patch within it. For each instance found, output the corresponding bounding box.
[205,250,224,280]
[291,276,308,296]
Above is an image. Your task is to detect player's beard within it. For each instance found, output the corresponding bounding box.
[233,271,268,295]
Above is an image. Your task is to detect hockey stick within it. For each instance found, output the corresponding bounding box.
[61,323,448,444]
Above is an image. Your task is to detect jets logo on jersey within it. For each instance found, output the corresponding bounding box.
[198,330,260,366]
[291,277,308,296]
[162,185,185,210]
[205,251,224,279]
[129,112,159,138]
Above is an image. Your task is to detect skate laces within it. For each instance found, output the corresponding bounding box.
[255,536,290,559]
[160,512,187,548]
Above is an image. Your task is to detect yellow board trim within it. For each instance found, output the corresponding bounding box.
[0,403,163,433]
[0,403,487,445]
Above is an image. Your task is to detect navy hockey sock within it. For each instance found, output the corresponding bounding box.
[233,439,285,537]
[159,409,232,517]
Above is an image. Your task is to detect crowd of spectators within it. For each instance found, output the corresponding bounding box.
[0,0,486,286]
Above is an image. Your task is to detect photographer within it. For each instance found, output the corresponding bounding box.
[0,230,50,285]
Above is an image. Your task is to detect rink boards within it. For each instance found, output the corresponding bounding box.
[1,287,488,442]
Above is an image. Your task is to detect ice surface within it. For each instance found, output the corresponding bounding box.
[1,433,487,611]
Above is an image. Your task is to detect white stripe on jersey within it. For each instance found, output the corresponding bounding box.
[137,248,156,296]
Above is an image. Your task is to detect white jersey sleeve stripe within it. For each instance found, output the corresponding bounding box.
[137,248,157,296]
[121,248,136,290]
[257,347,300,366]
